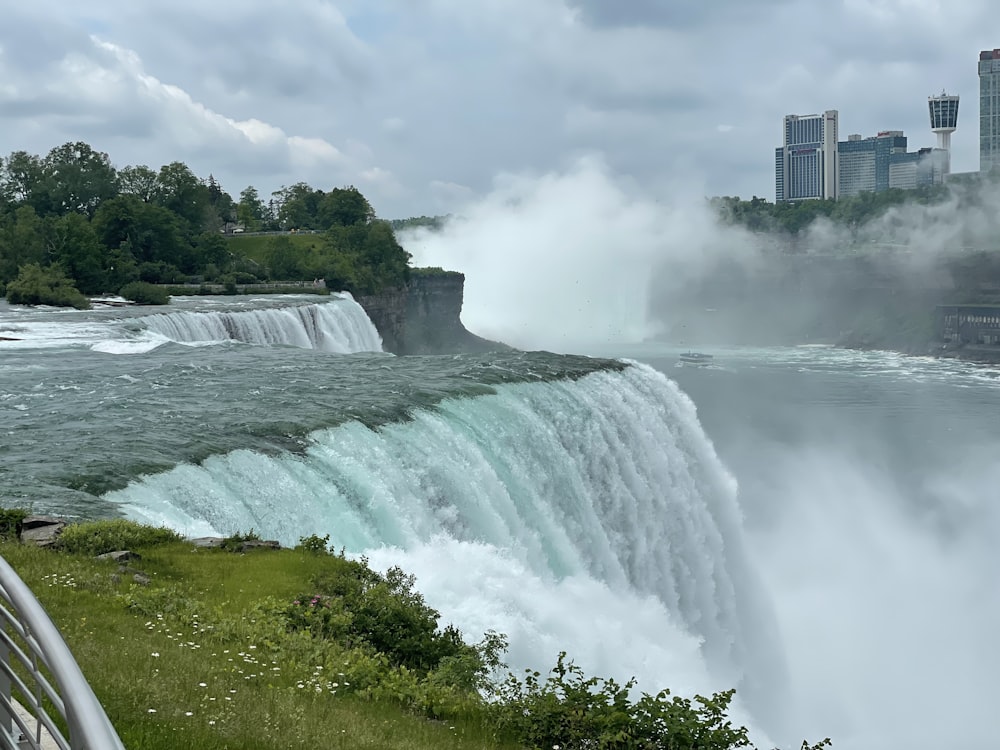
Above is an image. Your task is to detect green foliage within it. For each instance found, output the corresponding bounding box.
[119,281,170,305]
[219,529,263,552]
[712,185,950,237]
[0,507,29,540]
[288,556,477,675]
[389,215,450,233]
[493,653,752,750]
[6,263,90,309]
[295,534,331,555]
[1,141,419,297]
[317,186,375,228]
[56,519,182,555]
[0,529,828,750]
[0,539,513,750]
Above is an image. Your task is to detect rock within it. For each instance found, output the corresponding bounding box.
[132,573,151,586]
[19,517,66,547]
[96,550,141,563]
[238,539,281,552]
[188,537,225,548]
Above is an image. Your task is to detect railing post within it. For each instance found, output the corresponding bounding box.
[0,620,27,749]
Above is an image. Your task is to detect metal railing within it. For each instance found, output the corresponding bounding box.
[0,556,125,750]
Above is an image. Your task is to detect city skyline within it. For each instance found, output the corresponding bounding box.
[0,3,995,217]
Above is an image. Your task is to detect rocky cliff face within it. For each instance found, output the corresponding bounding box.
[356,272,509,355]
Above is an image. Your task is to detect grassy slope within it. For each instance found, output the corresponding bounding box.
[1,540,516,750]
[225,233,324,267]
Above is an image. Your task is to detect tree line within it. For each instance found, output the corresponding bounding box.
[0,141,411,305]
[710,174,1000,248]
[709,185,952,237]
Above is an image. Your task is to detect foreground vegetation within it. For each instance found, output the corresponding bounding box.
[0,518,829,750]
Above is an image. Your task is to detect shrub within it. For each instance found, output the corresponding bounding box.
[6,263,90,309]
[56,519,182,556]
[119,281,170,305]
[295,534,330,555]
[0,508,29,540]
[288,555,480,675]
[492,653,833,750]
[219,528,262,552]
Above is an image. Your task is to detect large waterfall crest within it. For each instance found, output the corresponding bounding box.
[138,297,382,352]
[111,362,779,708]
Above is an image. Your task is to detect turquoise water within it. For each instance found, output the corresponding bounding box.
[4,298,998,749]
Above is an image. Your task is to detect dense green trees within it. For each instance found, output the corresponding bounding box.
[0,141,415,306]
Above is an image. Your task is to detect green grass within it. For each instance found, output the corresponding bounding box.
[0,523,794,750]
[225,233,324,266]
[1,539,517,750]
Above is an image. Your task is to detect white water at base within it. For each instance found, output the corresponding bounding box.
[139,296,383,352]
[110,362,783,740]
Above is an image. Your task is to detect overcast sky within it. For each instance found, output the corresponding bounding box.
[1,0,995,218]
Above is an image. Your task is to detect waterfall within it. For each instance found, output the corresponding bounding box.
[138,297,383,352]
[109,361,781,726]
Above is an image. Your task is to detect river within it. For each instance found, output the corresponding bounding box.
[2,296,996,749]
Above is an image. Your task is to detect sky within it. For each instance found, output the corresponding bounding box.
[1,0,996,220]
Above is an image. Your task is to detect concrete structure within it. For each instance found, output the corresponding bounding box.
[836,131,946,196]
[888,147,948,190]
[980,49,1000,172]
[928,91,959,174]
[775,110,839,202]
[938,304,1000,345]
[838,131,908,197]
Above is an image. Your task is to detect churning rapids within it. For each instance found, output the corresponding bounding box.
[3,295,998,749]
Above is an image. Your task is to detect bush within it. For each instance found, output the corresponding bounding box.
[119,281,170,305]
[56,519,182,556]
[294,534,330,555]
[219,529,262,552]
[0,508,29,540]
[288,555,479,675]
[492,653,833,750]
[6,263,90,309]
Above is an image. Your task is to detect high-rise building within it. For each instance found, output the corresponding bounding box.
[775,110,839,202]
[838,131,908,197]
[888,148,948,190]
[979,49,1000,172]
[928,92,959,174]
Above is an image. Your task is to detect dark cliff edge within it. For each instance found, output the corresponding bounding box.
[356,271,513,355]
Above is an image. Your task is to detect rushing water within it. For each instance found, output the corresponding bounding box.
[3,297,997,749]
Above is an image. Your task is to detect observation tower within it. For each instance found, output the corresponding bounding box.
[928,91,959,173]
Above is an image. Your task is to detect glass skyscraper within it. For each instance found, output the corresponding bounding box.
[980,49,1000,172]
[838,131,908,197]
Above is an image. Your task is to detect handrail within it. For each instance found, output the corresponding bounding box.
[0,556,125,750]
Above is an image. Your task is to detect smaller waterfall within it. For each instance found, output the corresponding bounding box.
[139,297,383,353]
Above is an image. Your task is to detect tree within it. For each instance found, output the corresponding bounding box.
[264,235,311,279]
[272,182,322,229]
[93,196,191,271]
[317,186,374,228]
[117,165,160,203]
[155,161,211,232]
[39,142,118,217]
[3,207,47,279]
[206,174,236,229]
[0,151,44,206]
[236,186,266,231]
[43,213,106,294]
